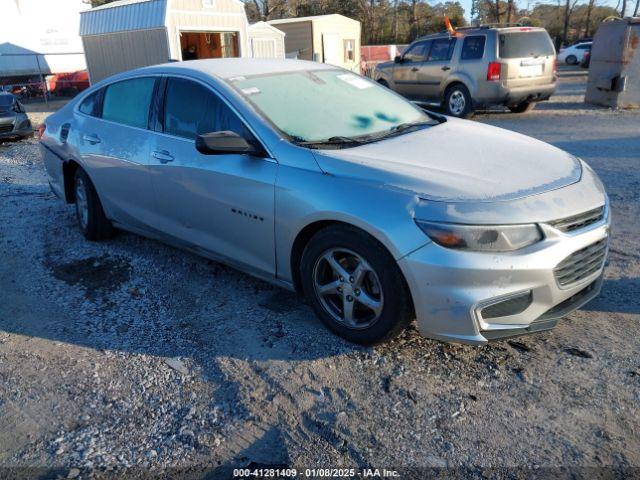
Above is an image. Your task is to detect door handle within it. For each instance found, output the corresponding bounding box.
[82,134,101,144]
[411,67,419,72]
[441,66,451,71]
[152,150,174,164]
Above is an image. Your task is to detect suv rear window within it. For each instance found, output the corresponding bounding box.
[499,31,555,58]
[461,36,485,60]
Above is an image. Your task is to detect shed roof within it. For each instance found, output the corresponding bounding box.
[268,14,359,25]
[248,21,286,36]
[80,0,167,36]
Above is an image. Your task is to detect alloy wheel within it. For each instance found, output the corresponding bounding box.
[313,248,384,330]
[75,176,89,230]
[449,90,466,116]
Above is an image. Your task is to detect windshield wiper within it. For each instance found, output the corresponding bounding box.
[294,135,365,149]
[390,120,438,134]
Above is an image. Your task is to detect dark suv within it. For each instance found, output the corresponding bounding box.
[374,26,557,117]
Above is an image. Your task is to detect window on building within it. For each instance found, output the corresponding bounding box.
[461,36,486,60]
[344,39,355,62]
[202,0,215,7]
[102,77,156,129]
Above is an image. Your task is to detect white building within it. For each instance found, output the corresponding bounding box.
[0,0,89,77]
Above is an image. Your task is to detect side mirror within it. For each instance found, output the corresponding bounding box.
[394,55,403,64]
[196,130,257,156]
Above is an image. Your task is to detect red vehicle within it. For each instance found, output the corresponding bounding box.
[48,71,90,96]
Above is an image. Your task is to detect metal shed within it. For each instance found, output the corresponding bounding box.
[585,17,640,109]
[80,0,250,84]
[268,14,361,72]
[248,22,285,59]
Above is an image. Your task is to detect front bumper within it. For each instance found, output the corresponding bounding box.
[398,207,610,345]
[0,122,32,139]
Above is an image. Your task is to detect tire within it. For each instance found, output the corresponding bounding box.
[73,168,115,241]
[300,225,414,345]
[443,84,473,118]
[508,101,536,113]
[566,55,577,65]
[377,79,389,88]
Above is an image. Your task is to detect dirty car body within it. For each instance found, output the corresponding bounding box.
[40,59,610,345]
[0,92,32,140]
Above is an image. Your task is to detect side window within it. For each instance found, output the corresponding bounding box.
[163,77,255,143]
[428,38,456,62]
[577,44,590,50]
[102,77,156,129]
[78,89,103,117]
[461,36,486,60]
[402,41,429,62]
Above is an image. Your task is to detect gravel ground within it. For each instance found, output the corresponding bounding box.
[1,68,639,478]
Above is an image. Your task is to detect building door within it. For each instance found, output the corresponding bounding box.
[251,38,277,58]
[322,33,342,66]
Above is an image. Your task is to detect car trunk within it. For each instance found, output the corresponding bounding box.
[498,30,556,87]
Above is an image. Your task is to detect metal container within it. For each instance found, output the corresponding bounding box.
[585,17,640,109]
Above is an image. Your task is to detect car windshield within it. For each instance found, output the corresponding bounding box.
[227,69,437,145]
[499,31,555,58]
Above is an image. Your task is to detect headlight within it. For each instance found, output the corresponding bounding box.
[415,220,542,252]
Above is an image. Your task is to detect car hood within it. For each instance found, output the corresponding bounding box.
[312,118,582,202]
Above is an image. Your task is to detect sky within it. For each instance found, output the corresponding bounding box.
[454,0,628,21]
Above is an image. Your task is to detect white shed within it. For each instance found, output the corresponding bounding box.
[79,0,250,84]
[267,14,361,72]
[248,22,286,59]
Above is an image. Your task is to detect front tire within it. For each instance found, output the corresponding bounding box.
[74,168,114,241]
[300,225,413,345]
[443,84,473,118]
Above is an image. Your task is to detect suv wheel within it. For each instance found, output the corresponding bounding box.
[74,168,115,241]
[300,225,413,345]
[444,84,473,118]
[566,55,577,65]
[508,101,536,113]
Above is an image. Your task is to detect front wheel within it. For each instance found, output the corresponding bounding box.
[508,101,536,113]
[443,84,473,118]
[300,225,414,345]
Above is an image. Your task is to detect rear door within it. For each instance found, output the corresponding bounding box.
[416,37,457,100]
[74,76,158,230]
[498,30,556,88]
[392,41,430,99]
[148,76,277,276]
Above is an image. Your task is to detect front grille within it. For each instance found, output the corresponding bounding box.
[548,206,605,232]
[0,124,14,134]
[554,239,607,287]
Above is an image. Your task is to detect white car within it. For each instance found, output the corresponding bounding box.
[557,42,591,65]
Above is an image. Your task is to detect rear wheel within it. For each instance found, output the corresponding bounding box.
[300,225,413,345]
[565,54,578,65]
[74,168,115,241]
[508,101,536,113]
[443,84,473,118]
[377,79,389,88]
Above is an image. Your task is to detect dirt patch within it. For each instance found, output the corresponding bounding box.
[49,255,131,298]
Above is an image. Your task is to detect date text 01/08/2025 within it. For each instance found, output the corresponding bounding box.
[232,468,400,478]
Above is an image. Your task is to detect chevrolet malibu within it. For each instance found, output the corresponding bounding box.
[40,59,610,345]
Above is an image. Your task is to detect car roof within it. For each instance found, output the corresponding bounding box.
[416,25,548,41]
[137,58,337,80]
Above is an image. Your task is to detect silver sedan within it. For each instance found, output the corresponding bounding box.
[40,59,610,345]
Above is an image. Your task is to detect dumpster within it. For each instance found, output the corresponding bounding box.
[585,17,640,109]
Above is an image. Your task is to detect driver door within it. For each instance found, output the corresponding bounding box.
[393,41,430,99]
[148,76,277,276]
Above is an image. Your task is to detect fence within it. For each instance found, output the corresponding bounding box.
[360,44,408,79]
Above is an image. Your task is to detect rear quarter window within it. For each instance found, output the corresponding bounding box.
[78,90,103,117]
[460,36,486,60]
[499,31,555,58]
